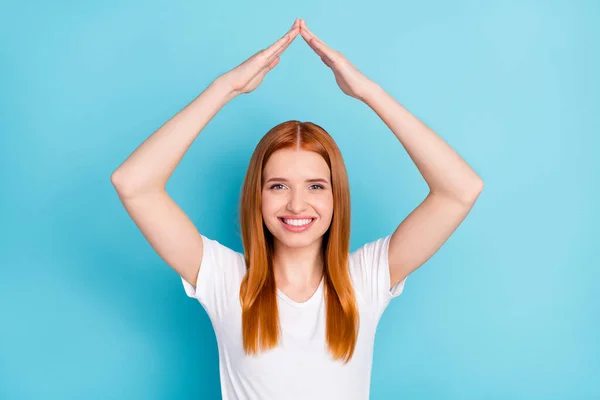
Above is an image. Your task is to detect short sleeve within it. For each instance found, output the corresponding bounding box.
[181,235,246,322]
[348,234,407,320]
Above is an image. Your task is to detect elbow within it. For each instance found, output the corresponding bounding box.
[110,170,164,198]
[463,178,484,204]
[110,169,136,196]
[432,178,483,206]
[110,169,126,190]
[473,177,484,194]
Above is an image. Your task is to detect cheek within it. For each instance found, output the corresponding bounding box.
[261,193,279,216]
[315,196,334,217]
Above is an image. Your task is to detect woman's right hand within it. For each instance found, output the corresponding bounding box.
[219,19,300,95]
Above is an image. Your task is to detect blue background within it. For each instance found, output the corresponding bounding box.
[1,0,598,399]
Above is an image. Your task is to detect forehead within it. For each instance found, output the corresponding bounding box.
[263,148,329,180]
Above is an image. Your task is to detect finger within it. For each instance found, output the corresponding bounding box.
[264,29,299,65]
[299,30,325,58]
[306,35,334,66]
[262,35,290,62]
[263,20,300,61]
[310,38,331,61]
[299,21,334,65]
[300,20,333,56]
[269,27,299,62]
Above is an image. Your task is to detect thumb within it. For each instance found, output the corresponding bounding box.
[267,57,280,71]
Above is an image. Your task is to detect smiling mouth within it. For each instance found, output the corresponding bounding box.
[278,217,317,232]
[279,217,315,225]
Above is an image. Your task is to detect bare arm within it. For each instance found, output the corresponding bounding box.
[110,80,237,286]
[298,19,483,290]
[111,20,300,286]
[364,84,483,289]
[111,79,236,198]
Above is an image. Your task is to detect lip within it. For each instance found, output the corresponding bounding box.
[279,217,316,233]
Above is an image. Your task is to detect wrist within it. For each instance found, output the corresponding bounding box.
[360,81,383,104]
[211,76,239,102]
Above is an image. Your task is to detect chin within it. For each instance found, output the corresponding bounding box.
[279,234,321,247]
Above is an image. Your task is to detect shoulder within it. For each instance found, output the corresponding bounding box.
[348,234,406,318]
[348,235,391,273]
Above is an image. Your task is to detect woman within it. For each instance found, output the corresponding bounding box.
[111,18,483,400]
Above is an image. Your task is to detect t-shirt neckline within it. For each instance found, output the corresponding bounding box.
[276,276,324,308]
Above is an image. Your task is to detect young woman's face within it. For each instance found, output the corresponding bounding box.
[261,148,334,248]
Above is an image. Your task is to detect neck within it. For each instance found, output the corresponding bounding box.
[272,237,324,288]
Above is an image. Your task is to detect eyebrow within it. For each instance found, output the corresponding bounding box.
[264,177,329,185]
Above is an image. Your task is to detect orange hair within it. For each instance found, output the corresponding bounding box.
[238,120,359,363]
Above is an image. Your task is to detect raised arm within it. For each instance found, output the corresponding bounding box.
[298,19,483,289]
[111,19,300,286]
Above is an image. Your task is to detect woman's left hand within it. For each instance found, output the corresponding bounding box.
[299,19,377,102]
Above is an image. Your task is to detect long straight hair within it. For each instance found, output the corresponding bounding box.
[238,120,359,363]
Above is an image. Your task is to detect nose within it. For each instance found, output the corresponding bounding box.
[286,189,308,214]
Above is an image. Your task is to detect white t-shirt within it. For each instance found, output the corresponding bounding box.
[181,234,407,400]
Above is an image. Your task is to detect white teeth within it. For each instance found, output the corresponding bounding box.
[282,218,313,226]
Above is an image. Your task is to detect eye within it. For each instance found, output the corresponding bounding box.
[269,184,325,190]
